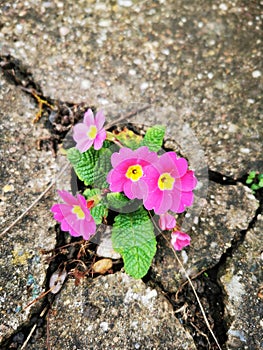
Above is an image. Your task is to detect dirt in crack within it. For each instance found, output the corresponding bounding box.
[0,54,93,156]
[144,262,227,350]
[172,271,227,350]
[173,188,262,350]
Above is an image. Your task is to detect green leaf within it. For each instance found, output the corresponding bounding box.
[112,207,156,279]
[106,192,141,213]
[93,148,112,188]
[83,188,108,224]
[258,179,263,188]
[67,147,81,166]
[83,188,101,199]
[140,125,165,152]
[68,145,113,187]
[106,192,130,209]
[251,184,259,191]
[68,147,99,186]
[248,171,256,179]
[91,205,108,224]
[246,178,253,185]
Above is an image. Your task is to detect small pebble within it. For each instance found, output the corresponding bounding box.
[92,259,113,274]
[2,184,14,193]
[118,0,133,7]
[129,69,137,76]
[161,48,170,55]
[15,24,23,34]
[81,80,91,90]
[252,70,261,78]
[100,322,109,332]
[140,82,149,91]
[59,26,70,36]
[240,148,250,154]
[219,3,228,11]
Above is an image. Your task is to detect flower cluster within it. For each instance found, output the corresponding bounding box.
[106,146,196,250]
[107,147,197,216]
[51,108,197,279]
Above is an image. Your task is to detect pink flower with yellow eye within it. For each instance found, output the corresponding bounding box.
[171,231,191,251]
[51,190,96,240]
[143,152,197,215]
[106,146,158,200]
[73,109,106,152]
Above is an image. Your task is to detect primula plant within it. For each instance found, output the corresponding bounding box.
[51,108,197,279]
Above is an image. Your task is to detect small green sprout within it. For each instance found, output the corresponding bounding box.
[246,171,263,193]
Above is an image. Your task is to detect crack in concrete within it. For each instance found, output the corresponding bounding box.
[205,191,262,349]
[208,169,238,185]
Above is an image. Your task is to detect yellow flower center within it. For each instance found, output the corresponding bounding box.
[87,125,97,139]
[125,164,143,182]
[72,205,85,219]
[158,172,175,190]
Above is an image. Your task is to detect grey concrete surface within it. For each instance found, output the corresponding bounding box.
[0,0,262,349]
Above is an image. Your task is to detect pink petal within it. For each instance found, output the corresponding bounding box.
[83,219,96,240]
[94,110,105,130]
[134,146,159,163]
[143,165,160,191]
[144,188,170,214]
[73,123,89,140]
[76,138,94,153]
[156,152,173,171]
[107,171,126,192]
[172,191,194,213]
[181,191,194,206]
[50,204,65,221]
[167,153,188,177]
[60,219,72,233]
[169,188,182,213]
[93,130,106,150]
[68,227,82,238]
[131,181,148,200]
[123,181,133,199]
[57,190,78,206]
[155,192,173,214]
[73,123,94,152]
[159,213,176,230]
[171,231,191,251]
[175,170,197,191]
[76,194,91,216]
[60,215,80,236]
[83,109,95,126]
[111,148,135,167]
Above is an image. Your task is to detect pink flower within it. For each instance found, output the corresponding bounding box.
[143,152,197,214]
[73,109,106,152]
[158,213,176,230]
[106,146,158,200]
[171,231,191,251]
[51,190,96,240]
